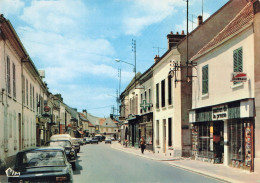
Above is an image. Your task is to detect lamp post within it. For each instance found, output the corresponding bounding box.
[115,59,136,87]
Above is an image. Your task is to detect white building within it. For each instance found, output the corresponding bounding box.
[0,15,49,171]
[190,2,255,171]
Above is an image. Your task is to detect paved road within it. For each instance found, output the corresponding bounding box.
[73,142,224,183]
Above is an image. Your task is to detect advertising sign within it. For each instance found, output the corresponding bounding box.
[212,105,228,120]
[231,72,247,82]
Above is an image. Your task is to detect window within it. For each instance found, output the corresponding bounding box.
[161,80,165,107]
[202,65,208,94]
[148,89,151,103]
[26,79,28,106]
[30,84,32,109]
[168,118,172,146]
[13,63,16,98]
[168,75,172,105]
[156,83,159,108]
[233,47,243,84]
[22,76,25,105]
[32,87,35,110]
[7,56,11,95]
[36,93,39,113]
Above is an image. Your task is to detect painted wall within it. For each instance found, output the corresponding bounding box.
[192,27,255,109]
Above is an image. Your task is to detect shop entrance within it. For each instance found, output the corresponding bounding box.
[213,122,224,163]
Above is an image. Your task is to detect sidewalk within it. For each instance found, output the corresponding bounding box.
[0,174,7,183]
[111,142,260,183]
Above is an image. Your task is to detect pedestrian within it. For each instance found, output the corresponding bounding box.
[140,136,145,154]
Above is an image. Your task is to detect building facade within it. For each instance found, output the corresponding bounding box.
[190,2,255,171]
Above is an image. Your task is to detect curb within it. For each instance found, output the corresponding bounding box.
[111,144,243,183]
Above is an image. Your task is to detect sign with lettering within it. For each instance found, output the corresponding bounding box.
[231,72,247,82]
[212,105,228,120]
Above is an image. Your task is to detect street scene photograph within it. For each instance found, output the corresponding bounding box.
[0,0,260,182]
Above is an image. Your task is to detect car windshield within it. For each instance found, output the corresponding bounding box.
[49,141,71,147]
[16,150,66,168]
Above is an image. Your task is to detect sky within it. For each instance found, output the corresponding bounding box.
[0,0,229,118]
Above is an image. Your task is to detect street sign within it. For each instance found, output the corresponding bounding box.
[140,100,151,111]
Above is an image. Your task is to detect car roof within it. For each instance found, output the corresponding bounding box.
[17,146,65,153]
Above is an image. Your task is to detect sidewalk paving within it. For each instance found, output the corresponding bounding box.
[111,142,260,183]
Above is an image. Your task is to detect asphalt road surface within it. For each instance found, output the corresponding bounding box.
[73,142,224,183]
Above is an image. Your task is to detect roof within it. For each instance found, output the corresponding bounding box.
[191,2,254,61]
[99,118,106,126]
[85,113,100,126]
[79,112,88,121]
[101,118,117,128]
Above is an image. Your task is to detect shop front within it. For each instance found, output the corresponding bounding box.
[190,99,255,171]
[140,112,153,151]
[127,114,140,147]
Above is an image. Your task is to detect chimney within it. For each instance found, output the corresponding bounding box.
[167,31,186,49]
[83,109,87,117]
[198,15,203,26]
[154,55,160,63]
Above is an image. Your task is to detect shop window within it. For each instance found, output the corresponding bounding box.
[202,65,208,95]
[198,124,211,157]
[156,120,159,146]
[229,120,244,161]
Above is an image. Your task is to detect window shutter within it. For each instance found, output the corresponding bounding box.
[202,65,208,94]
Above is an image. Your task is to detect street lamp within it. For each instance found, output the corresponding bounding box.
[115,59,137,88]
[115,59,135,72]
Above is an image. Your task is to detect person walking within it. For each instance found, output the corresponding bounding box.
[140,136,145,154]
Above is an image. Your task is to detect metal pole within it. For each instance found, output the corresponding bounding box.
[186,0,189,78]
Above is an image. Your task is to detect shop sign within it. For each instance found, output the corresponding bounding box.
[212,105,228,120]
[231,72,247,82]
[140,100,151,111]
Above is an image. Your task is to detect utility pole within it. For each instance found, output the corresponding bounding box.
[132,39,136,88]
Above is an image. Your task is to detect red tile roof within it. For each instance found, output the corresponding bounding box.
[88,121,94,127]
[191,2,254,61]
[99,118,106,126]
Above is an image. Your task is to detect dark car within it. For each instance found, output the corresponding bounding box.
[6,147,73,183]
[83,137,91,144]
[90,137,99,144]
[71,138,80,153]
[105,138,112,144]
[48,140,76,170]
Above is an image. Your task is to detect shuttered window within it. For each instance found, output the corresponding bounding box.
[156,83,159,108]
[233,47,243,84]
[202,65,208,94]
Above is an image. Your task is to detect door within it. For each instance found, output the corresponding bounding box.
[163,119,166,153]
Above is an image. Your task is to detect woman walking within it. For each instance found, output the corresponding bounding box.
[140,136,145,154]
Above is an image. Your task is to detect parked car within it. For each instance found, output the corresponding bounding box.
[83,137,91,144]
[71,138,80,153]
[76,138,84,146]
[95,135,103,142]
[50,134,78,154]
[105,138,112,144]
[90,137,99,144]
[48,140,76,170]
[6,147,73,183]
[111,137,115,141]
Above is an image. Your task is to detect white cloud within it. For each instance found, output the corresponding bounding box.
[20,0,88,34]
[123,0,184,35]
[0,0,24,16]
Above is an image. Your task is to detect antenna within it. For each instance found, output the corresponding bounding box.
[153,47,167,57]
